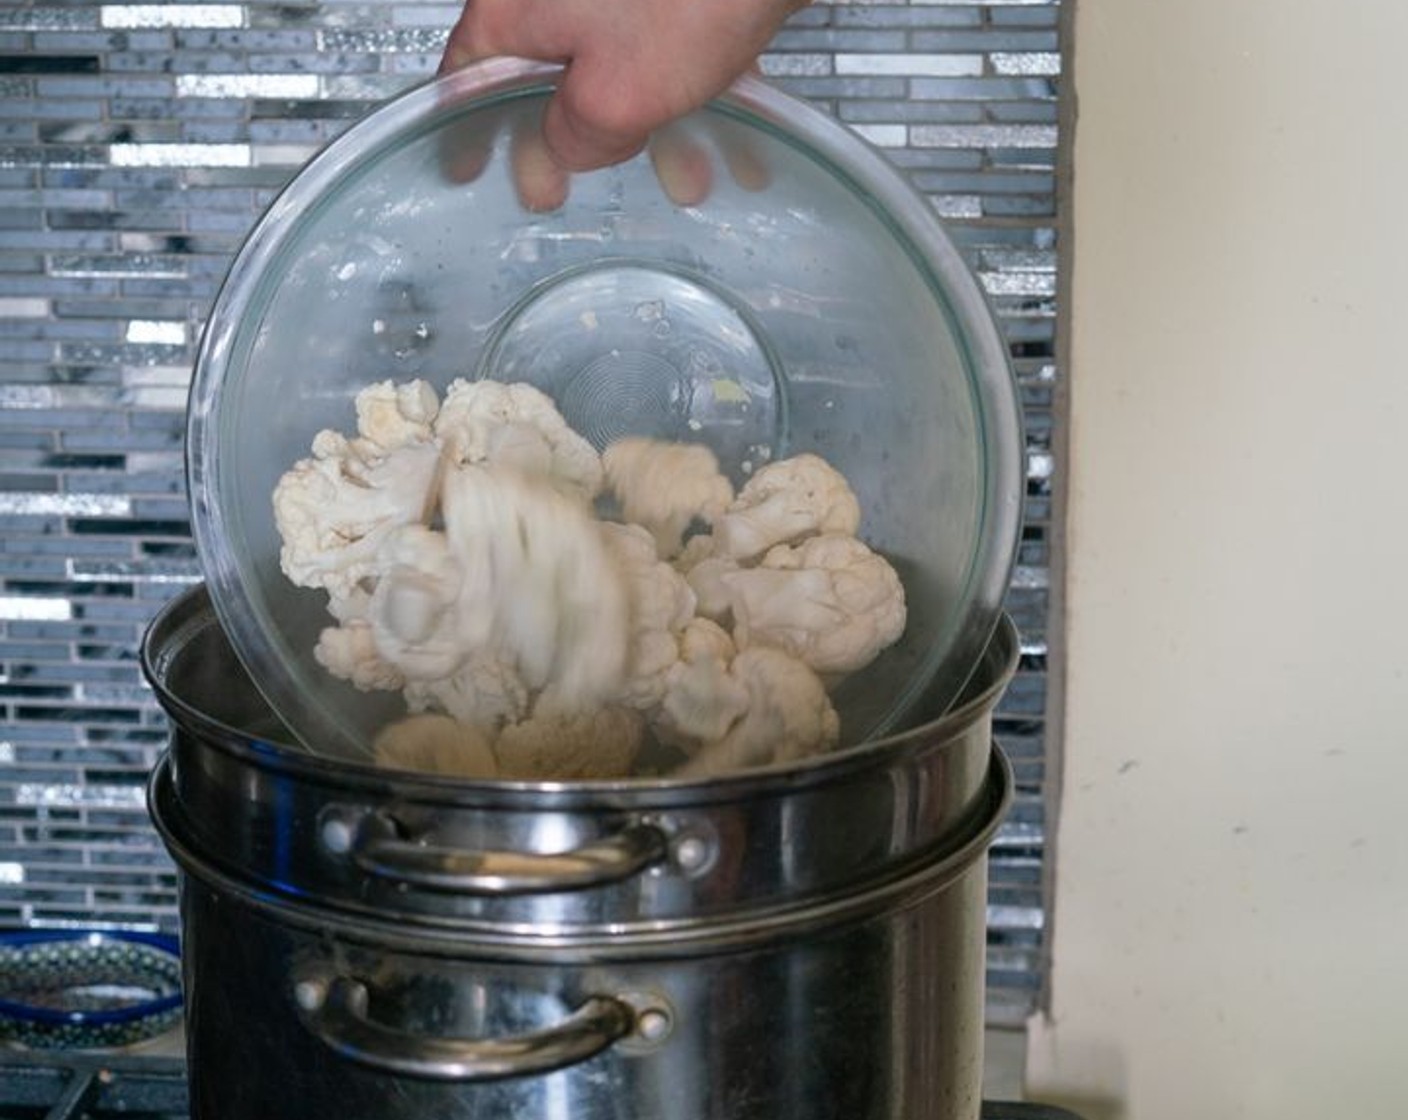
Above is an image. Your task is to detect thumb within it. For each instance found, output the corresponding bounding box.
[540,67,652,172]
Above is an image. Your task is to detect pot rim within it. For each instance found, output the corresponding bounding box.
[142,586,1017,809]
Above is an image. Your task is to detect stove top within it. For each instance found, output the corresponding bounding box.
[0,1049,1084,1120]
[1,1050,184,1119]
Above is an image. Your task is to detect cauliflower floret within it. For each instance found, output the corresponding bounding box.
[672,534,741,625]
[354,378,440,452]
[683,555,741,625]
[677,615,736,668]
[673,533,716,569]
[359,524,486,682]
[602,437,734,558]
[324,581,372,624]
[372,713,498,779]
[598,522,697,709]
[276,374,890,781]
[494,705,645,781]
[434,379,602,503]
[712,453,861,561]
[676,648,839,777]
[654,618,750,745]
[404,651,531,729]
[441,465,629,709]
[272,432,442,598]
[722,534,906,676]
[314,619,404,691]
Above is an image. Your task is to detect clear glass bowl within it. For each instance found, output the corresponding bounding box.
[187,59,1024,765]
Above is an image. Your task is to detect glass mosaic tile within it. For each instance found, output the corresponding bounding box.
[100,6,245,31]
[835,52,984,76]
[177,73,319,98]
[992,51,1062,75]
[0,9,102,33]
[911,123,1059,148]
[319,28,448,52]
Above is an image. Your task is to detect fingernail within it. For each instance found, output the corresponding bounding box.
[440,134,493,184]
[650,127,713,208]
[722,139,770,193]
[510,117,570,213]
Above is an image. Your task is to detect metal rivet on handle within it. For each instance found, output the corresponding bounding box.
[321,818,353,855]
[293,979,326,1012]
[635,1007,672,1044]
[674,835,709,872]
[614,990,675,1054]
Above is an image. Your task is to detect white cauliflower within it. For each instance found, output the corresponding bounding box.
[434,379,603,503]
[372,713,498,779]
[494,705,645,781]
[275,375,904,782]
[365,524,481,682]
[314,619,404,691]
[654,618,750,745]
[354,379,440,452]
[676,648,840,777]
[602,437,734,558]
[671,534,741,625]
[403,651,531,729]
[711,453,861,562]
[440,464,629,709]
[324,581,372,624]
[598,522,697,709]
[683,554,741,625]
[273,379,445,597]
[673,533,717,569]
[272,431,442,598]
[723,534,907,676]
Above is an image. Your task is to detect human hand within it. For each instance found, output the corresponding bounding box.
[440,0,809,171]
[437,0,806,208]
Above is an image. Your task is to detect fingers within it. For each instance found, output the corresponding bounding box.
[648,124,714,208]
[509,106,570,212]
[542,89,649,174]
[710,118,771,194]
[539,56,658,173]
[437,0,571,206]
[710,65,771,192]
[439,94,768,211]
[437,34,475,78]
[437,111,497,185]
[438,1,584,203]
[438,5,487,76]
[440,0,574,75]
[647,103,775,207]
[433,0,776,208]
[435,93,571,214]
[545,59,772,201]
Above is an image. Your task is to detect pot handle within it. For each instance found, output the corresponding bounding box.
[295,974,634,1081]
[346,814,669,895]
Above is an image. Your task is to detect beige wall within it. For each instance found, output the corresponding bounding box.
[1024,1,1408,1117]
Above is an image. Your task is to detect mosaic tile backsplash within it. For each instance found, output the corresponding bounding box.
[0,0,1059,1025]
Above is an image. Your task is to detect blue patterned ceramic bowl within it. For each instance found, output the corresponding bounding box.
[0,930,182,1050]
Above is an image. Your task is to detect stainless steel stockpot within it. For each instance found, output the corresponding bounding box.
[142,585,1016,1119]
[149,752,1010,1120]
[141,585,1017,936]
